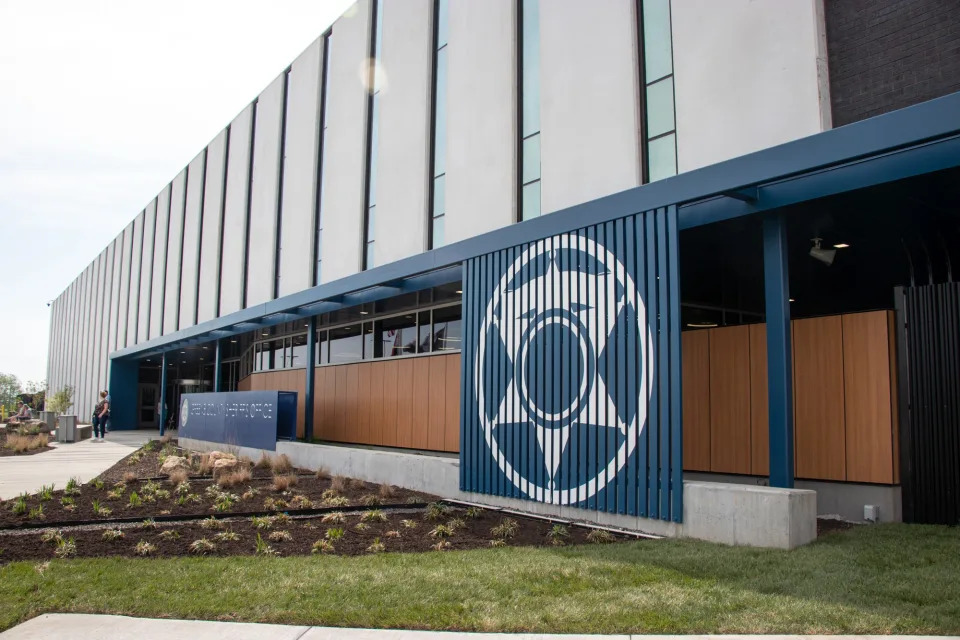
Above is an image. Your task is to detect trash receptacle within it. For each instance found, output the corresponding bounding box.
[59,415,77,443]
[39,411,56,433]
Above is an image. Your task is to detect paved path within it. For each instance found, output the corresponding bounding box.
[0,431,152,500]
[1,616,957,640]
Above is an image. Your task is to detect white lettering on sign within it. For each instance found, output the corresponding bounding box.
[188,400,274,421]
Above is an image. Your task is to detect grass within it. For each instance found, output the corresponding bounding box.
[0,524,958,633]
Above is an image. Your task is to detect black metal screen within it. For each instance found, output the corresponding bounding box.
[895,283,960,525]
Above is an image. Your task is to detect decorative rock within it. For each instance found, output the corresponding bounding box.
[208,451,237,463]
[213,457,238,472]
[160,456,191,475]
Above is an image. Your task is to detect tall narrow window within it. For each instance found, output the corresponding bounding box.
[519,0,541,221]
[640,0,677,182]
[362,0,384,269]
[315,32,332,285]
[428,0,449,249]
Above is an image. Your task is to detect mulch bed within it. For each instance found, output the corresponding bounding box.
[0,430,54,458]
[0,507,633,563]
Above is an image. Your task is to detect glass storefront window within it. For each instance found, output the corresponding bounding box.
[291,335,307,368]
[433,305,461,351]
[317,331,329,365]
[379,314,418,357]
[418,311,432,353]
[329,325,363,364]
[363,322,376,360]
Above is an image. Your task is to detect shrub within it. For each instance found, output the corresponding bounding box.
[28,505,44,520]
[361,509,387,523]
[366,537,385,554]
[91,500,111,517]
[158,530,180,540]
[254,533,277,556]
[312,539,334,554]
[107,488,124,501]
[189,538,216,554]
[464,506,483,519]
[217,467,252,488]
[272,513,292,526]
[140,518,158,530]
[128,492,143,508]
[241,487,259,501]
[134,541,156,556]
[325,527,345,541]
[61,497,76,509]
[271,474,298,492]
[167,469,189,487]
[200,517,224,530]
[323,496,349,508]
[64,477,81,497]
[40,529,63,544]
[142,441,156,453]
[547,524,570,546]
[154,489,170,501]
[378,483,396,499]
[448,517,466,531]
[270,454,293,474]
[354,522,370,532]
[11,495,27,516]
[38,484,54,502]
[424,502,448,521]
[350,478,367,490]
[196,454,214,476]
[90,478,105,491]
[406,495,424,504]
[54,537,77,558]
[432,541,451,551]
[268,530,292,542]
[213,531,240,543]
[102,529,124,541]
[490,518,519,540]
[321,512,345,524]
[429,524,454,539]
[255,453,272,469]
[289,495,314,509]
[315,466,330,480]
[321,488,339,501]
[385,530,401,538]
[400,519,418,529]
[159,433,173,444]
[360,494,382,507]
[250,516,273,530]
[122,472,137,484]
[586,529,615,544]
[489,539,507,548]
[330,475,348,492]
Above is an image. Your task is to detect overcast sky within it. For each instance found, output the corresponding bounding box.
[0,0,354,386]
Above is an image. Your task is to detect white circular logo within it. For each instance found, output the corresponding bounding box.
[180,397,189,428]
[474,234,655,505]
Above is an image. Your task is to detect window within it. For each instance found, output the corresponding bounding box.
[362,0,384,269]
[429,0,449,248]
[432,305,462,351]
[639,0,677,182]
[379,314,419,357]
[519,0,541,221]
[290,334,307,368]
[316,330,329,365]
[329,325,364,363]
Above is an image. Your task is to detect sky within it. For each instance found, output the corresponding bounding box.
[0,0,354,387]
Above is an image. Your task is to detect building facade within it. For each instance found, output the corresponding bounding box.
[46,0,960,538]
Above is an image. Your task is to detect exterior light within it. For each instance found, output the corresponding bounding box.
[789,298,796,302]
[455,290,462,294]
[833,243,850,249]
[360,311,369,315]
[230,339,238,343]
[180,351,185,354]
[686,322,718,329]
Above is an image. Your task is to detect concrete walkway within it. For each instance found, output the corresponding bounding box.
[1,616,957,640]
[0,431,152,500]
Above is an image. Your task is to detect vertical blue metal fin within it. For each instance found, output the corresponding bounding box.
[636,214,648,518]
[460,259,470,492]
[603,219,616,514]
[657,207,671,519]
[625,215,639,517]
[614,216,628,515]
[667,205,683,522]
[644,211,660,520]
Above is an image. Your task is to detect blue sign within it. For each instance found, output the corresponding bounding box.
[460,209,683,521]
[179,390,298,451]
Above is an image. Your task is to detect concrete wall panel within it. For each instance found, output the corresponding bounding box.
[278,38,323,296]
[117,224,134,354]
[108,238,122,353]
[126,212,144,347]
[92,250,108,395]
[100,242,115,388]
[672,0,828,173]
[137,200,156,342]
[246,73,286,307]
[198,130,228,323]
[220,104,255,316]
[77,264,92,419]
[374,0,432,266]
[540,0,641,213]
[319,0,373,283]
[164,169,187,335]
[446,0,516,243]
[180,150,207,327]
[150,186,171,340]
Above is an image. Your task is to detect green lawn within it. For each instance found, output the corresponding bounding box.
[1,523,959,634]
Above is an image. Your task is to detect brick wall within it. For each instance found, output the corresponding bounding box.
[826,0,960,126]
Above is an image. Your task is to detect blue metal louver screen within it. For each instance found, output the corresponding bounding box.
[460,207,682,521]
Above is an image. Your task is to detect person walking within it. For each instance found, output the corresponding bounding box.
[92,391,109,441]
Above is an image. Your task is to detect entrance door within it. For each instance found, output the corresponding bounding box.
[895,283,960,525]
[138,384,158,428]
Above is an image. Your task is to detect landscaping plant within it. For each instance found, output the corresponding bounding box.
[366,538,385,554]
[101,529,124,541]
[311,539,334,554]
[134,541,155,556]
[53,537,76,559]
[268,531,292,543]
[189,538,216,555]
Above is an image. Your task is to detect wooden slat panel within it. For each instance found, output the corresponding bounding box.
[346,364,359,444]
[842,311,894,483]
[428,356,447,451]
[369,361,384,447]
[681,331,711,471]
[749,324,769,476]
[411,358,431,449]
[709,325,752,474]
[334,366,348,443]
[445,354,461,452]
[794,316,846,480]
[357,364,372,444]
[395,359,413,449]
[888,311,900,484]
[295,369,306,439]
[312,368,326,439]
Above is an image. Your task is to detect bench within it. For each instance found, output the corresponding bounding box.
[76,425,92,441]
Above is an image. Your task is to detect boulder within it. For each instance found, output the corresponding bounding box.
[213,457,238,473]
[160,455,191,475]
[208,451,237,463]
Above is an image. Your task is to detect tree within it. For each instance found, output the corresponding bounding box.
[46,386,74,415]
[0,373,22,410]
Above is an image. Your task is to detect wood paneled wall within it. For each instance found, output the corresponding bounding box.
[682,310,900,484]
[239,353,460,453]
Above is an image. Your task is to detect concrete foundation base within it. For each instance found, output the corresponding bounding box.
[180,437,820,548]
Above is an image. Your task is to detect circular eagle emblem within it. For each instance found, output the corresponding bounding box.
[474,234,654,505]
[180,397,189,428]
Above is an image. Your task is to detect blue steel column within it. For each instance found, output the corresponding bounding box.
[303,316,317,442]
[763,212,794,488]
[159,351,168,437]
[213,340,222,392]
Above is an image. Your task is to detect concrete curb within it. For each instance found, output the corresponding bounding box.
[1,615,958,640]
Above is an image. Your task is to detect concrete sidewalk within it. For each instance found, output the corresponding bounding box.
[1,615,957,640]
[0,431,151,500]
